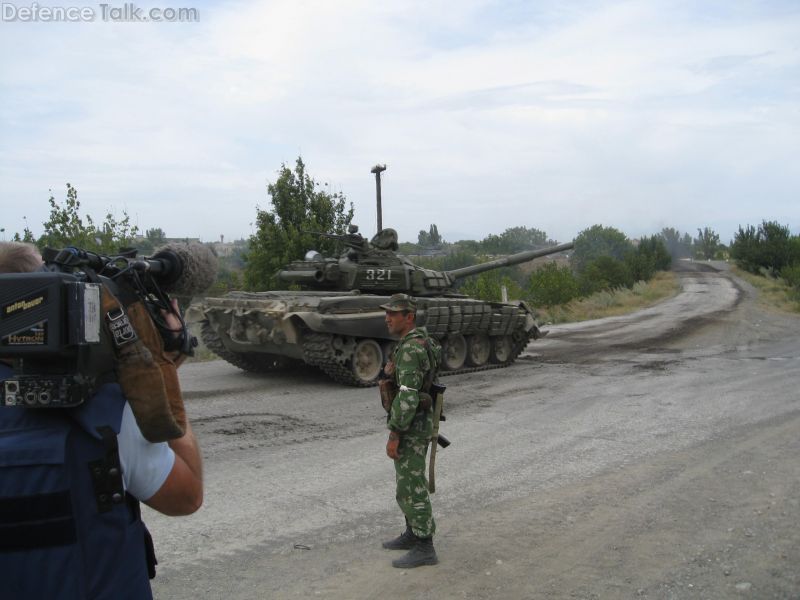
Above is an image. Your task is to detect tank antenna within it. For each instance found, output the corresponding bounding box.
[370,164,387,233]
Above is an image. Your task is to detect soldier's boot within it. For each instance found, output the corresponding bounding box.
[382,525,415,550]
[391,536,438,568]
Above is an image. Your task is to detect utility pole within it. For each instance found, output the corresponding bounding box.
[370,164,387,232]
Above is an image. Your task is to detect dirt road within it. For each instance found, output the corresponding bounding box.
[148,262,800,599]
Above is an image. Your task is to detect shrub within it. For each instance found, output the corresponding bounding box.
[780,263,800,291]
[578,256,634,295]
[460,270,525,302]
[527,262,580,306]
[730,221,793,274]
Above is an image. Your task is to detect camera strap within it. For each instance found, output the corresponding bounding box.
[88,425,125,514]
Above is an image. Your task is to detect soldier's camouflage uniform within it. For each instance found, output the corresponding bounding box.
[387,326,440,538]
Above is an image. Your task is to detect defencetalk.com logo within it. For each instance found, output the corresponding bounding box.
[2,2,199,22]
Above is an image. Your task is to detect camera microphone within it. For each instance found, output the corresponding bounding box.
[144,242,219,297]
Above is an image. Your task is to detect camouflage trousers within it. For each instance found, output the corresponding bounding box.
[393,435,435,538]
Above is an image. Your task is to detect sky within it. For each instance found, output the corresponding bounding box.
[1,0,798,248]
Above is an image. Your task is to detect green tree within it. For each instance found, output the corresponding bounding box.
[37,183,138,253]
[452,239,481,255]
[244,157,354,290]
[417,224,442,248]
[757,221,792,273]
[135,227,169,255]
[637,235,672,272]
[694,227,721,260]
[460,269,524,302]
[12,223,35,243]
[429,224,442,246]
[578,255,634,295]
[571,225,632,275]
[417,229,430,247]
[658,227,691,260]
[527,262,580,306]
[731,221,792,274]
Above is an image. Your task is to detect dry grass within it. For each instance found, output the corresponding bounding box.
[731,266,800,314]
[536,271,681,324]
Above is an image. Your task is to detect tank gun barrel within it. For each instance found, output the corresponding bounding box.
[277,269,325,283]
[446,241,574,281]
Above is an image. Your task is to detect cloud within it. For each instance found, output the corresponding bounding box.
[1,0,798,247]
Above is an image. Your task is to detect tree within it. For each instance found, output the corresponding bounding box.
[527,262,580,306]
[12,223,35,243]
[244,157,354,290]
[429,224,442,246]
[694,227,721,260]
[476,226,549,255]
[497,226,549,252]
[135,227,168,255]
[460,269,524,303]
[637,235,671,271]
[757,221,792,272]
[730,221,792,274]
[658,227,692,260]
[37,183,138,253]
[571,225,632,275]
[417,224,442,248]
[579,255,634,295]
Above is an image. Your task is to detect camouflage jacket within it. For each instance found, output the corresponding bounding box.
[387,327,440,438]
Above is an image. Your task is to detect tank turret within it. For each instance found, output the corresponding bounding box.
[278,226,573,296]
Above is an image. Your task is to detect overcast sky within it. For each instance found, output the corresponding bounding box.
[1,0,798,248]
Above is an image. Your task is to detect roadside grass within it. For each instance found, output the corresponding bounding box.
[536,270,680,324]
[731,266,800,314]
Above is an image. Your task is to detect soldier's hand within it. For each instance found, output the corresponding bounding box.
[386,431,401,460]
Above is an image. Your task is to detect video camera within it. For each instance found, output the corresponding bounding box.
[1,244,212,409]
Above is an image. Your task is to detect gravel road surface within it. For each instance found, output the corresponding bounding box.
[148,261,799,599]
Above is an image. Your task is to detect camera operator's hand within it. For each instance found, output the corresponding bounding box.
[161,298,187,365]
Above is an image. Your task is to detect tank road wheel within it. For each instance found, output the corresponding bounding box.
[466,333,491,367]
[351,339,383,384]
[442,333,467,371]
[489,335,513,364]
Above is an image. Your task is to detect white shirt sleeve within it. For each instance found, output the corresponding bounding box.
[118,402,176,501]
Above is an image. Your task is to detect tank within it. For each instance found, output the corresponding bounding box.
[194,226,573,386]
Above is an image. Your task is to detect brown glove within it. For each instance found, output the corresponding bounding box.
[378,361,398,413]
[386,431,401,460]
[379,379,398,413]
[102,286,186,442]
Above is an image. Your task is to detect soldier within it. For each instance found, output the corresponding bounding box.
[380,293,441,568]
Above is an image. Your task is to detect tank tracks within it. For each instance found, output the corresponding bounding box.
[200,322,301,374]
[302,332,371,387]
[301,330,532,386]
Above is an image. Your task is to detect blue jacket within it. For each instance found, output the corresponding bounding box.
[0,364,153,599]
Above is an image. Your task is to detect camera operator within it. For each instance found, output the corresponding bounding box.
[0,241,203,599]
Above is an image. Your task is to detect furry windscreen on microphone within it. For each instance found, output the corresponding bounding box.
[154,242,219,297]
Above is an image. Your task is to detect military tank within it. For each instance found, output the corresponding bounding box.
[195,225,573,386]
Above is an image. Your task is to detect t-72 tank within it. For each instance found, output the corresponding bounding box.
[195,226,573,386]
